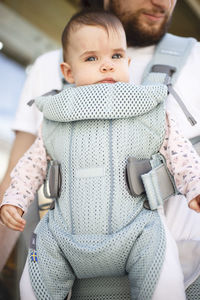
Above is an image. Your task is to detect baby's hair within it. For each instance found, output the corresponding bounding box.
[61,9,125,62]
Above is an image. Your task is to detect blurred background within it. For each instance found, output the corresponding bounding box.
[0,0,199,299]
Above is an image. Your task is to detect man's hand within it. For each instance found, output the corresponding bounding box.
[0,205,26,231]
[189,195,200,213]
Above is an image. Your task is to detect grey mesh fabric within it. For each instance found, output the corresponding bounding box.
[28,82,168,300]
[71,276,131,299]
[186,276,200,300]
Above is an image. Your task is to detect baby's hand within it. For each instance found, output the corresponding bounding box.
[189,195,200,213]
[0,204,26,231]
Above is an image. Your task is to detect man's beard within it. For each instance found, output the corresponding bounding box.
[109,2,172,47]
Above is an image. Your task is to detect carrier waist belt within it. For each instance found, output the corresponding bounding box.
[44,137,200,211]
[126,155,176,210]
[127,138,200,210]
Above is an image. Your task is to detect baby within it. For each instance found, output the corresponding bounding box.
[1,9,200,300]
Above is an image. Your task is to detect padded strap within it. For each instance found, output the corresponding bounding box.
[142,33,196,85]
[142,163,177,210]
[142,137,200,210]
[126,154,178,210]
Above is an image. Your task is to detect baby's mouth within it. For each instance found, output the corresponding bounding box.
[98,78,116,83]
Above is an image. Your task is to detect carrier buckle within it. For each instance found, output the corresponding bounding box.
[125,157,152,197]
[43,160,62,199]
[125,155,177,210]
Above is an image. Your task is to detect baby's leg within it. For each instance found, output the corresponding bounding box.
[20,258,73,300]
[126,213,185,300]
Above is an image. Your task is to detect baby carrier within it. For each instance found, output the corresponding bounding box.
[28,33,200,300]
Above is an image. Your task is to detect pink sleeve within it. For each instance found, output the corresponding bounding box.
[1,129,47,213]
[160,113,200,203]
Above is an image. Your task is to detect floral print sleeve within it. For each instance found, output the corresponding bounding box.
[160,113,200,204]
[1,128,47,213]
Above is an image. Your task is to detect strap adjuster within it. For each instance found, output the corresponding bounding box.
[125,157,151,197]
[151,64,176,77]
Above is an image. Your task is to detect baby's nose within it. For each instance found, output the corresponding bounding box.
[100,61,114,72]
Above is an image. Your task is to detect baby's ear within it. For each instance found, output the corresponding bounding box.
[60,62,74,84]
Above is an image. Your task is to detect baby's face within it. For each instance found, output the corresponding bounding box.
[62,25,130,86]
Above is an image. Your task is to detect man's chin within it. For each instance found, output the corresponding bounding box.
[121,12,171,47]
[125,21,170,47]
[127,34,165,47]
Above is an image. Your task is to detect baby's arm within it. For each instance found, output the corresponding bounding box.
[0,129,47,230]
[160,113,200,212]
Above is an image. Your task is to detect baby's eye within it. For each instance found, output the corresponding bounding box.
[112,53,122,59]
[85,56,97,62]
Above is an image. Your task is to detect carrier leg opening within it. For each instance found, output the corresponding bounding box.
[20,258,74,300]
[126,212,186,300]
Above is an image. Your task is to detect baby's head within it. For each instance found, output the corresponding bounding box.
[60,10,130,86]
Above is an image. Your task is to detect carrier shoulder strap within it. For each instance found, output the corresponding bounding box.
[136,34,198,209]
[142,33,197,126]
[142,33,196,85]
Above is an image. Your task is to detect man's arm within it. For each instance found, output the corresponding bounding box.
[0,131,36,203]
